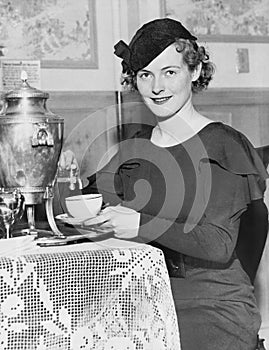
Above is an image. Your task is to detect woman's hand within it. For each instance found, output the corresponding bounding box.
[58,150,79,173]
[58,150,82,190]
[83,205,140,239]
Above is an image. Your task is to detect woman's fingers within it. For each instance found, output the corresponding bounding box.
[82,205,139,239]
[82,213,109,226]
[58,150,78,171]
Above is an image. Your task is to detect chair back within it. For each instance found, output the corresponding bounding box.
[235,145,269,284]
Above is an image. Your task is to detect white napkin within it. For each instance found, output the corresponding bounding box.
[0,235,38,257]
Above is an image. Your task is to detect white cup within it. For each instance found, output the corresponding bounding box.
[65,194,103,220]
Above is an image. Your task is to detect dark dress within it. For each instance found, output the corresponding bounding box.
[83,122,268,350]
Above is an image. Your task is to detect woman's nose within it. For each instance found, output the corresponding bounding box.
[152,77,164,95]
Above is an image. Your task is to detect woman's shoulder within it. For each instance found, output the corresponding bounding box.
[199,122,256,158]
[198,122,268,180]
[199,122,248,146]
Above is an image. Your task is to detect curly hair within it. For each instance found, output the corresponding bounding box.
[120,39,215,93]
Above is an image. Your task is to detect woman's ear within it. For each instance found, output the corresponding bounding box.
[191,62,202,82]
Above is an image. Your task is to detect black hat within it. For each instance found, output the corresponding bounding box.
[114,18,197,74]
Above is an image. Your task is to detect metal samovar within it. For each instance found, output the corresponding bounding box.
[0,71,64,236]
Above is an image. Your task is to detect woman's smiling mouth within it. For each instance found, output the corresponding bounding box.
[151,96,172,104]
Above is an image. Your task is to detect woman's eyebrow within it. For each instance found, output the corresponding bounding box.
[161,65,181,70]
[138,65,180,73]
[138,69,151,73]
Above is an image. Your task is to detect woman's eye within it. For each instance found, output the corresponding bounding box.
[138,72,151,80]
[165,70,176,76]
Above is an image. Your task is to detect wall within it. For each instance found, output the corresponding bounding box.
[41,0,117,91]
[36,0,269,184]
[36,1,269,148]
[2,3,267,177]
[207,42,269,89]
[121,88,269,147]
[40,0,163,92]
[39,0,269,92]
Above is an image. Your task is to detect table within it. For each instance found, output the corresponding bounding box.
[0,236,180,349]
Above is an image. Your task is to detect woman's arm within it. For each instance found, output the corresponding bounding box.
[81,150,124,205]
[137,162,247,263]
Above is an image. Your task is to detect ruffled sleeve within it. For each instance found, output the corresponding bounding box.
[199,124,269,282]
[199,123,268,201]
[198,123,269,283]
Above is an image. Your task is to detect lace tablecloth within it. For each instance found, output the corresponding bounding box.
[0,236,180,349]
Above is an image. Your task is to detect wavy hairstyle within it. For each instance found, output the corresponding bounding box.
[121,39,215,93]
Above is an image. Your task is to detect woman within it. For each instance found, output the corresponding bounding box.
[60,18,268,349]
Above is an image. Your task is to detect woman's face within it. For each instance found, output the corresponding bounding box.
[136,43,200,118]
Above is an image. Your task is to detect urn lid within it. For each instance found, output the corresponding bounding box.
[3,71,49,99]
[0,71,63,120]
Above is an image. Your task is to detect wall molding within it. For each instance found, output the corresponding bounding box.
[47,88,269,111]
[193,88,269,106]
[47,91,116,111]
[46,88,269,147]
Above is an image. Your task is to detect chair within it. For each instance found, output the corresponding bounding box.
[253,145,269,350]
[231,144,269,349]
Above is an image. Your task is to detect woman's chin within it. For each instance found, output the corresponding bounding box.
[146,105,174,119]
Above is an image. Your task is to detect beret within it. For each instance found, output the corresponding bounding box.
[114,18,197,73]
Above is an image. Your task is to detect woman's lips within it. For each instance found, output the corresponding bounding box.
[151,96,172,105]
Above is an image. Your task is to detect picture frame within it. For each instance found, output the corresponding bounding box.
[160,0,269,43]
[0,0,98,69]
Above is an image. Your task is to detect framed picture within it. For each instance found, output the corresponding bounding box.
[0,0,98,69]
[161,0,269,43]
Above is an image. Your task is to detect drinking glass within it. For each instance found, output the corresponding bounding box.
[0,189,25,239]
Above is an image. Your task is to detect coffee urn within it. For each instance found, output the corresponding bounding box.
[0,71,64,236]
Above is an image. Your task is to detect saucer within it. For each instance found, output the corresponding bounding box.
[36,230,113,246]
[55,213,91,226]
[55,213,112,233]
[36,219,114,246]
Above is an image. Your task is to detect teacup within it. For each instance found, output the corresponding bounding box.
[65,194,103,220]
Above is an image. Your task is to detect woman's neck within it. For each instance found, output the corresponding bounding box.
[151,97,213,147]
